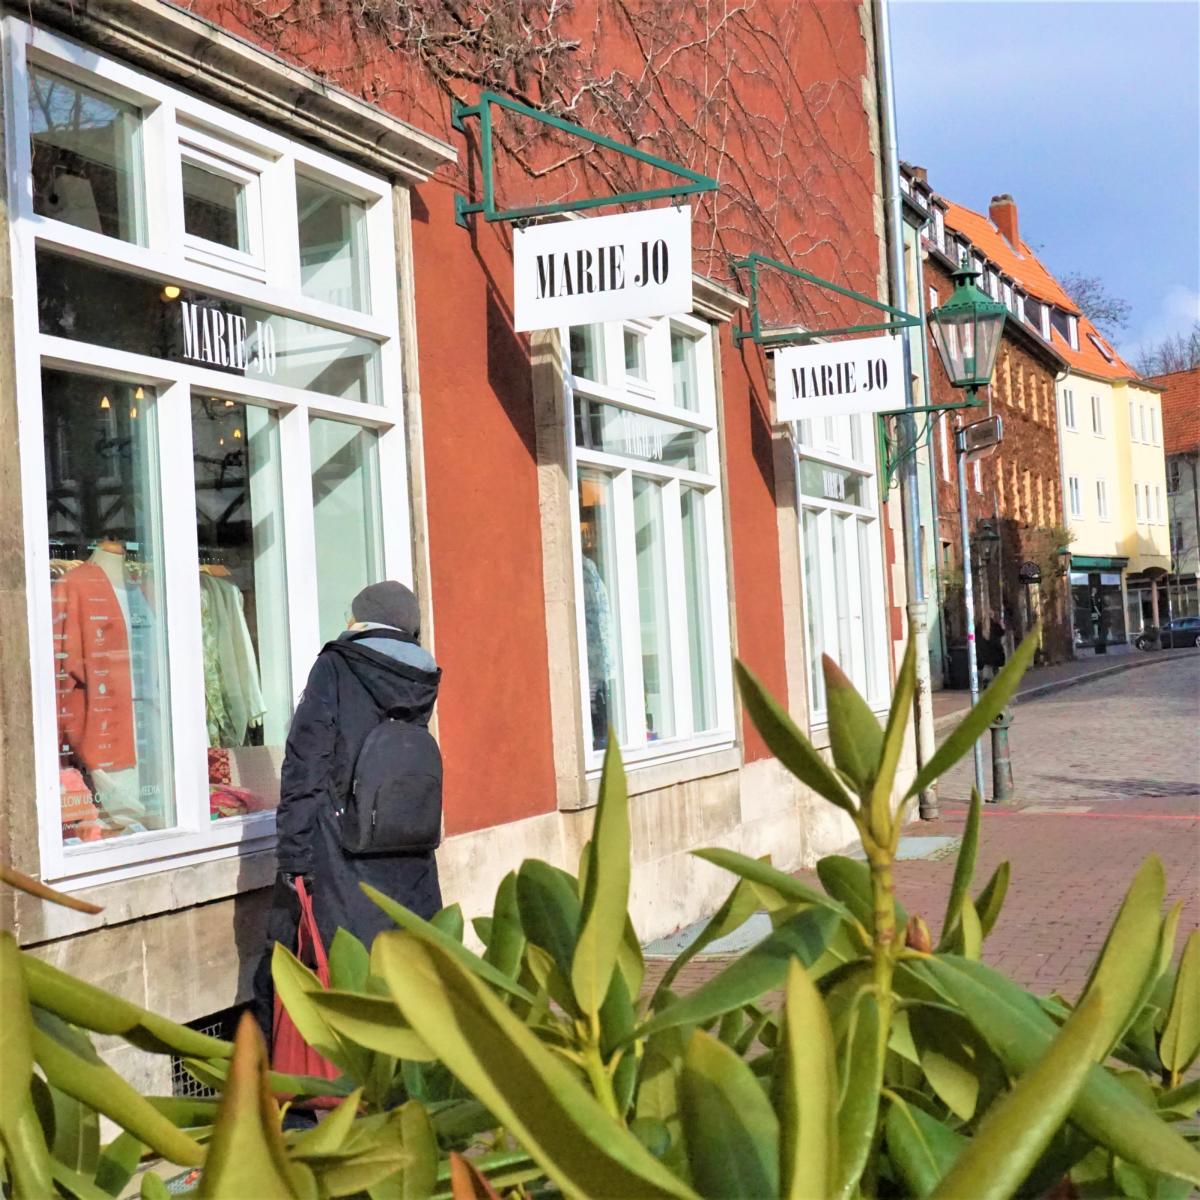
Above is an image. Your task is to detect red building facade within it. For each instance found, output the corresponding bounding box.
[0,0,909,1085]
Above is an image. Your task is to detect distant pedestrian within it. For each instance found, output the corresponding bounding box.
[981,611,1006,682]
[254,581,443,1040]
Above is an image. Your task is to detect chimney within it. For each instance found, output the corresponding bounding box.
[910,164,928,185]
[990,194,1019,248]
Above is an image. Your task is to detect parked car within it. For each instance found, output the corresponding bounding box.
[1135,616,1200,649]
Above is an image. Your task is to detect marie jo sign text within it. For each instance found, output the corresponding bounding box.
[773,334,905,422]
[513,206,693,332]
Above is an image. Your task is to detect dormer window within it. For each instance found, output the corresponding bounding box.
[1040,306,1051,341]
[933,209,945,251]
[1068,316,1079,350]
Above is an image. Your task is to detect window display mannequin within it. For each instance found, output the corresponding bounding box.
[53,537,159,833]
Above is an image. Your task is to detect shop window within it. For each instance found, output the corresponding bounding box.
[568,317,732,765]
[310,420,385,647]
[28,65,145,244]
[297,175,369,312]
[796,413,886,716]
[192,397,290,816]
[10,22,406,883]
[45,369,175,845]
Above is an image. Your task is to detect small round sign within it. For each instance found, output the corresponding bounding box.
[1018,560,1042,583]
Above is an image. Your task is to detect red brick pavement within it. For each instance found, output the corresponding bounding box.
[649,794,1199,1003]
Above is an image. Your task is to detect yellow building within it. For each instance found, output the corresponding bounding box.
[1053,316,1170,649]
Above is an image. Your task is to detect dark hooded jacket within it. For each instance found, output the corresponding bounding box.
[273,625,443,951]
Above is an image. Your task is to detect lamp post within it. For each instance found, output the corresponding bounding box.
[930,258,1007,800]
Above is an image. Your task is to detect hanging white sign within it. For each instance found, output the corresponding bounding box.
[773,333,905,421]
[513,205,693,332]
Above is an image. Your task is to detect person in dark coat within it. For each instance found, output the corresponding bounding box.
[253,581,442,1039]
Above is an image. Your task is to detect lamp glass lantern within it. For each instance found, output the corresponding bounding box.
[929,257,1008,393]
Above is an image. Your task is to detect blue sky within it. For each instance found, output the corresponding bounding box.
[889,0,1200,360]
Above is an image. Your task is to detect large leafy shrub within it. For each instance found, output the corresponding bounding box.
[2,630,1198,1198]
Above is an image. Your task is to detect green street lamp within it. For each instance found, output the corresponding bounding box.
[929,256,1008,399]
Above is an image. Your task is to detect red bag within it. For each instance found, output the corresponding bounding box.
[271,877,341,1105]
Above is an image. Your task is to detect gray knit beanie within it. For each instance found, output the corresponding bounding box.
[351,581,420,637]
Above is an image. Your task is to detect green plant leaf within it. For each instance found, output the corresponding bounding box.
[481,873,525,982]
[939,789,981,949]
[199,1013,303,1198]
[636,1028,689,1178]
[49,1159,113,1200]
[957,895,982,960]
[651,880,762,1006]
[908,1008,982,1122]
[47,1085,100,1174]
[20,954,231,1060]
[291,1087,363,1159]
[572,737,632,1018]
[931,986,1108,1200]
[634,907,842,1043]
[431,904,465,943]
[362,883,535,1005]
[734,660,857,814]
[309,992,436,1063]
[885,1096,966,1198]
[1076,855,1165,1057]
[181,1056,354,1102]
[32,1022,202,1168]
[1160,930,1200,1077]
[681,1030,779,1199]
[774,959,837,1199]
[973,861,1010,939]
[817,855,908,935]
[94,1131,145,1197]
[869,633,916,836]
[1159,1078,1200,1119]
[515,861,581,987]
[693,848,857,924]
[375,931,697,1199]
[272,942,357,1072]
[0,933,40,1162]
[328,930,370,993]
[916,956,1200,1185]
[823,655,883,792]
[834,989,884,1200]
[906,625,1040,799]
[140,1173,170,1200]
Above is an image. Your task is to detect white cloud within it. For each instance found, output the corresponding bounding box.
[1124,285,1200,360]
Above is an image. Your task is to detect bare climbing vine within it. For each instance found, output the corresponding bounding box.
[194,0,883,330]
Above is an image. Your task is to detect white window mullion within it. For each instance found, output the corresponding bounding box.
[705,484,735,733]
[661,477,693,738]
[156,380,208,834]
[612,469,646,751]
[818,511,840,692]
[263,153,301,292]
[278,405,321,699]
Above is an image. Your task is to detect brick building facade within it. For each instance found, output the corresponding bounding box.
[904,168,1072,669]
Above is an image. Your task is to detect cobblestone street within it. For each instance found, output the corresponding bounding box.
[655,653,1200,1002]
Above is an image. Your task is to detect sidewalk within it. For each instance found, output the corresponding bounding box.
[931,644,1200,727]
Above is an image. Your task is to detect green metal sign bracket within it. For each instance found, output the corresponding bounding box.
[729,252,921,347]
[450,91,719,229]
[875,396,984,490]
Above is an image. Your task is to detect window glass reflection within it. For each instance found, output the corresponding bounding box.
[192,397,290,818]
[310,419,384,645]
[633,476,674,740]
[297,176,368,311]
[28,66,143,243]
[578,470,624,750]
[44,370,173,844]
[183,162,246,251]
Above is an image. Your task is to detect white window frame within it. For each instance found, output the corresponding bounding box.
[794,413,889,720]
[1091,394,1104,437]
[565,315,734,774]
[1096,478,1110,521]
[1063,388,1076,430]
[1150,406,1160,445]
[4,18,409,887]
[1068,474,1082,518]
[1154,484,1164,524]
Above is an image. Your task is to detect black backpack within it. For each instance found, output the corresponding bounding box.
[339,708,443,855]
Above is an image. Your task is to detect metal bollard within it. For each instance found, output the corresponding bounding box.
[990,705,1015,804]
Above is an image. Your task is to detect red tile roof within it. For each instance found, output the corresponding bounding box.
[942,200,1079,313]
[1148,366,1200,455]
[941,199,1141,382]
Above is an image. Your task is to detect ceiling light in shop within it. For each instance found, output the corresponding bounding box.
[99,394,111,410]
[162,285,181,301]
[233,428,242,439]
[134,387,144,400]
[129,406,138,419]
